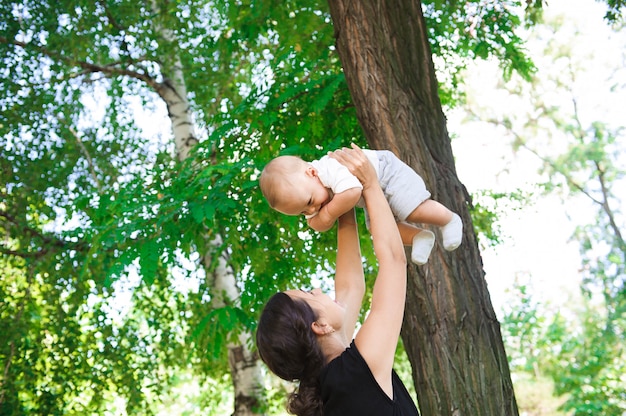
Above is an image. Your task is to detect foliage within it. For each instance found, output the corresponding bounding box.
[466,5,626,415]
[603,0,626,21]
[502,280,626,415]
[468,188,529,249]
[510,373,569,416]
[424,0,538,106]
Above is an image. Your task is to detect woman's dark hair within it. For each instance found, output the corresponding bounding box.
[256,292,326,416]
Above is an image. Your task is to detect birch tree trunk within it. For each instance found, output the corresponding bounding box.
[326,1,519,414]
[152,9,264,415]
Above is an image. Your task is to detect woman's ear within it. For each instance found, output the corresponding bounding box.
[311,321,335,335]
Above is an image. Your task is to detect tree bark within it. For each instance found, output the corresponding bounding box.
[326,1,518,415]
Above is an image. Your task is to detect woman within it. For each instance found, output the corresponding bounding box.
[256,144,419,415]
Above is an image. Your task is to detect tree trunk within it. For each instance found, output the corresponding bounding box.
[204,236,265,415]
[326,1,518,415]
[152,9,264,415]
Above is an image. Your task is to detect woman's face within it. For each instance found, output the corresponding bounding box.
[285,288,345,331]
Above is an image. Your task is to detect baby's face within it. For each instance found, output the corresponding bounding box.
[274,168,331,217]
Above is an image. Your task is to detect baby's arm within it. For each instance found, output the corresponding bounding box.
[307,187,362,232]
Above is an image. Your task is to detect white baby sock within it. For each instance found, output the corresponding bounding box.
[411,230,435,265]
[441,213,463,251]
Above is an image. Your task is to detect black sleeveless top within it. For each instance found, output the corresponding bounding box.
[319,341,419,415]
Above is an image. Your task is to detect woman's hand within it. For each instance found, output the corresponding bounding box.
[328,144,377,190]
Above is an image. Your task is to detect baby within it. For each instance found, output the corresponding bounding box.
[259,145,462,265]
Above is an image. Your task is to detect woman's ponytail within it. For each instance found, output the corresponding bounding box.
[288,381,323,416]
[256,293,326,415]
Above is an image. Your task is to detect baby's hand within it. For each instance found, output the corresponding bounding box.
[329,144,377,189]
[304,211,319,220]
[307,212,335,232]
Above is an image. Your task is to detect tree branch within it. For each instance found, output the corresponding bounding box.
[98,0,136,65]
[61,120,103,193]
[595,160,626,251]
[0,36,162,91]
[0,210,87,258]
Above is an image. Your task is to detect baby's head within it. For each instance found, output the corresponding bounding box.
[260,155,307,207]
[259,156,330,217]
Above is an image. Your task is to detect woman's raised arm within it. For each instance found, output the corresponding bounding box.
[333,208,365,341]
[329,144,407,398]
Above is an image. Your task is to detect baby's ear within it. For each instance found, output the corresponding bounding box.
[306,165,318,177]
